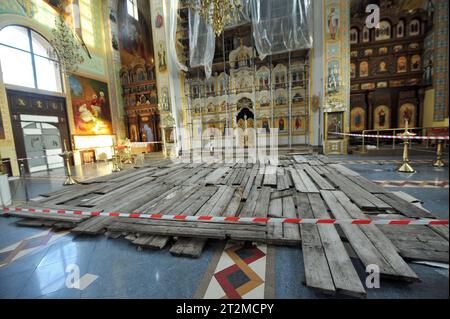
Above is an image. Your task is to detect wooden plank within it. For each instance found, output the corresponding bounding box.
[301,165,334,190]
[296,168,319,193]
[205,167,230,185]
[308,193,366,298]
[254,187,271,217]
[106,221,265,241]
[288,167,308,192]
[282,196,301,241]
[240,185,259,217]
[170,238,207,258]
[295,193,336,295]
[322,190,419,282]
[71,216,114,235]
[332,191,419,282]
[263,166,277,186]
[376,193,435,219]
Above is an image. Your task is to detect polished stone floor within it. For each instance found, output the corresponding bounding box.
[0,153,448,299]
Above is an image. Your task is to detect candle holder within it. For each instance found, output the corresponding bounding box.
[433,140,445,167]
[397,121,416,173]
[59,140,79,185]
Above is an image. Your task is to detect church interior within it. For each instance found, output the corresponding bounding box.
[0,0,448,300]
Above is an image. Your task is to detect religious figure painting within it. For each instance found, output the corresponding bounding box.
[327,112,343,139]
[117,0,155,67]
[398,103,416,128]
[360,61,369,77]
[262,119,270,133]
[350,63,356,78]
[374,105,390,130]
[397,56,407,73]
[378,60,388,73]
[292,116,305,133]
[278,118,285,132]
[157,42,167,72]
[327,6,340,41]
[350,107,365,132]
[69,75,113,135]
[155,8,163,28]
[411,55,421,71]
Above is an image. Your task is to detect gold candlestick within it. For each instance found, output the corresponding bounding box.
[59,140,79,185]
[112,144,121,172]
[433,140,445,167]
[397,121,416,173]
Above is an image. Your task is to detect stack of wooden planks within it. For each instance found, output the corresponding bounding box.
[5,155,448,297]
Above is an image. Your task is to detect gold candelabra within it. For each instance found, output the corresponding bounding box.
[59,140,79,185]
[433,140,445,167]
[397,120,416,173]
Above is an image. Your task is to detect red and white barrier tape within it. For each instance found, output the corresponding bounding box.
[329,132,449,140]
[1,207,448,226]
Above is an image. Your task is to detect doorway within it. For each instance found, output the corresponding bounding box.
[7,89,71,174]
[21,115,64,172]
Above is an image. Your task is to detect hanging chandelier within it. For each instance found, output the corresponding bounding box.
[191,0,241,36]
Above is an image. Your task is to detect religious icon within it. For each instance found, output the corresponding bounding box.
[374,105,390,130]
[327,112,343,139]
[295,117,302,130]
[378,61,387,73]
[350,107,365,132]
[397,56,407,73]
[378,47,388,55]
[424,58,433,84]
[398,103,416,128]
[158,43,167,71]
[262,119,270,133]
[279,118,285,131]
[155,9,163,28]
[130,124,138,142]
[411,55,421,71]
[360,61,369,77]
[364,49,373,57]
[327,7,340,40]
[350,63,356,78]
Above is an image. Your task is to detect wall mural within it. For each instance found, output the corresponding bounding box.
[117,0,154,67]
[43,0,82,37]
[69,75,113,135]
[326,5,340,41]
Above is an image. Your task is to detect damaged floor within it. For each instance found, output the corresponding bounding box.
[0,154,448,299]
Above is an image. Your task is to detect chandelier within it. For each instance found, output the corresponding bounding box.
[191,0,241,36]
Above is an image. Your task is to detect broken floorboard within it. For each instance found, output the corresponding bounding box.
[6,154,447,296]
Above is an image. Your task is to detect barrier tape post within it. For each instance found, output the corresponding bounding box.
[19,164,29,202]
[1,207,448,226]
[433,140,445,168]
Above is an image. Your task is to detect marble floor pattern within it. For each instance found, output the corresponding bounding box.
[0,154,448,299]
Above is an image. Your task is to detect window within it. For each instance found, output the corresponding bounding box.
[350,28,358,44]
[0,25,63,92]
[362,26,370,42]
[397,20,405,38]
[127,0,139,20]
[409,19,420,36]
